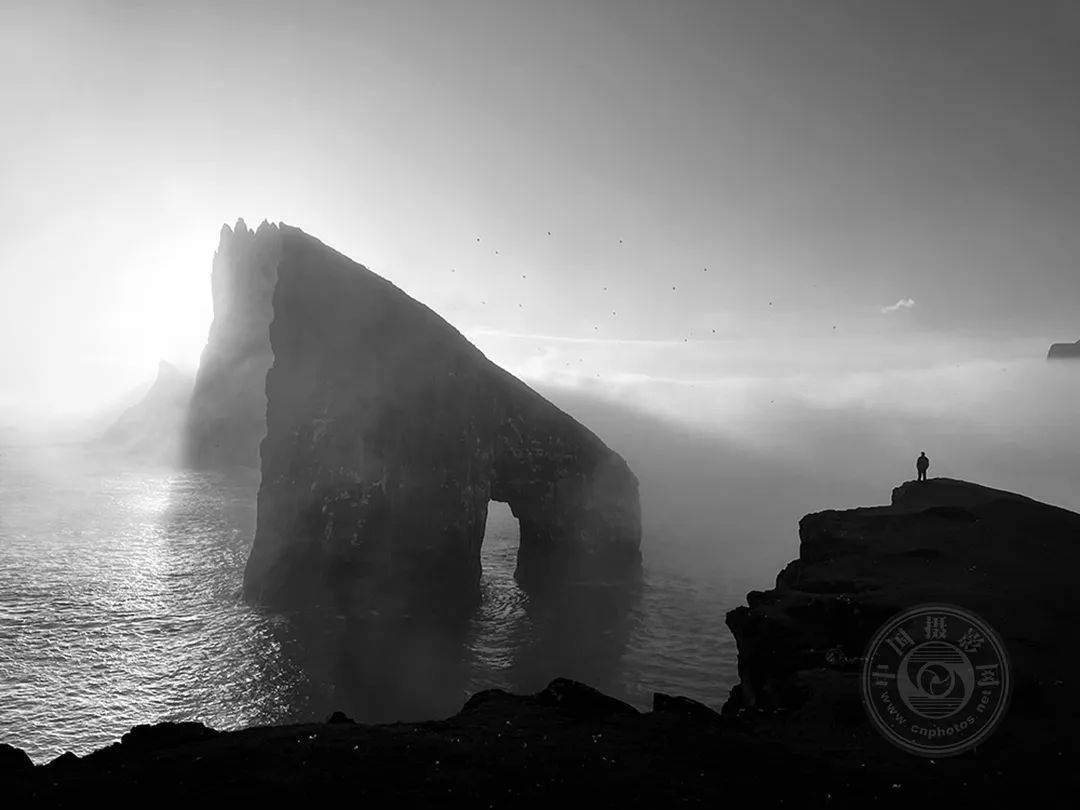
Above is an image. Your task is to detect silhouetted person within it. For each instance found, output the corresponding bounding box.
[916,451,929,482]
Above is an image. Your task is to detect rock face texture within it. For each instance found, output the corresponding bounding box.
[184,219,280,470]
[101,361,193,463]
[1047,339,1080,360]
[725,478,1080,775]
[182,222,640,603]
[244,226,641,606]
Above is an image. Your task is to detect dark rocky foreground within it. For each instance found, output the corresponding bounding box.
[1,679,1056,808]
[6,478,1079,806]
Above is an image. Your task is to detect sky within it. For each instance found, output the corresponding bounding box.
[2,0,1078,427]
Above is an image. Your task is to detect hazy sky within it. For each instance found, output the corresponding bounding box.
[2,0,1078,423]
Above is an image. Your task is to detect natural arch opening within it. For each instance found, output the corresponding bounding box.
[481,500,521,583]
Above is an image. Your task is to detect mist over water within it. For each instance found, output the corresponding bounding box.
[1,355,1077,762]
[549,355,1080,576]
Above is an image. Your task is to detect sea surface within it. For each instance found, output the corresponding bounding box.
[0,444,750,762]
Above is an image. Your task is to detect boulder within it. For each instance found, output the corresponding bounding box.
[536,678,639,719]
[0,743,34,774]
[119,722,218,752]
[651,693,722,723]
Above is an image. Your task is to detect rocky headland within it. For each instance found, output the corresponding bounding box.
[725,478,1078,788]
[1047,339,1080,360]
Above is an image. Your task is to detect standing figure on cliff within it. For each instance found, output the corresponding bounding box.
[916,451,929,482]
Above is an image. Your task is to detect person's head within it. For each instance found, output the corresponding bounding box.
[920,451,926,456]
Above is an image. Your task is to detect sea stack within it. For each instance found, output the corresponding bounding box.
[187,222,642,608]
[1047,339,1080,360]
[184,219,280,469]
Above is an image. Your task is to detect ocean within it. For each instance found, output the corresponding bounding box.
[0,443,748,763]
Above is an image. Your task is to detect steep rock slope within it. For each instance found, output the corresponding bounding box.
[245,226,641,607]
[725,478,1080,774]
[183,219,280,469]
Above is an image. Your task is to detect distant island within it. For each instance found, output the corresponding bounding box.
[1047,339,1080,359]
[99,360,193,463]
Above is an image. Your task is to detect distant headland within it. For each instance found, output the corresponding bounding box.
[1047,339,1080,359]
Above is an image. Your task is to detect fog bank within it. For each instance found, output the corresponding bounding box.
[539,356,1080,584]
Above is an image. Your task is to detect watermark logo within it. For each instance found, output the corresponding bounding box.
[861,603,1010,757]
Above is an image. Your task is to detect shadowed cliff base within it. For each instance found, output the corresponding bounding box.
[182,221,642,611]
[249,576,642,726]
[725,478,1080,782]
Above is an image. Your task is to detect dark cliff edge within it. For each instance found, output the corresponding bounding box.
[245,226,641,609]
[1047,339,1080,360]
[0,679,1024,807]
[725,477,1080,791]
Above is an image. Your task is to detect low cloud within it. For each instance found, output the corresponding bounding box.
[880,298,916,314]
[466,327,681,347]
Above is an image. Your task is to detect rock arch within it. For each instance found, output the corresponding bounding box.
[221,224,641,608]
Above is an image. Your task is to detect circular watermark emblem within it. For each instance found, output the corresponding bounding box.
[861,603,1010,757]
